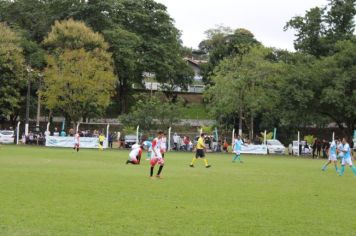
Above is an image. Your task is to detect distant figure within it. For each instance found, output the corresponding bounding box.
[73,131,80,152]
[173,133,179,150]
[98,133,105,151]
[322,139,329,158]
[316,139,322,158]
[232,135,245,163]
[108,133,113,149]
[312,138,317,158]
[53,128,59,136]
[60,130,66,137]
[190,133,211,168]
[223,139,229,153]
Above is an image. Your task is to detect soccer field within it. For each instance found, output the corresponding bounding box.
[0,146,355,236]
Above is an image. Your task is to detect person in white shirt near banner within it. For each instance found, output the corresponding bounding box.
[73,131,80,152]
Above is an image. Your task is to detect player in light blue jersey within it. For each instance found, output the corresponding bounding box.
[321,140,338,172]
[338,138,356,177]
[143,140,153,160]
[232,135,244,163]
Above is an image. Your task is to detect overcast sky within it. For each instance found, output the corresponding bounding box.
[155,0,329,51]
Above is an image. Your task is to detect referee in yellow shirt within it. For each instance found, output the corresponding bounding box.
[190,133,211,168]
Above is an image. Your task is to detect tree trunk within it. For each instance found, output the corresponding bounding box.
[238,107,243,136]
[250,114,254,140]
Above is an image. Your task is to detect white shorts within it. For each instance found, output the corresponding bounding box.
[129,154,138,162]
[341,158,353,166]
[233,150,241,155]
[328,154,337,161]
[153,151,162,159]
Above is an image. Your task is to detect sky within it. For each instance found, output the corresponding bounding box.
[155,0,329,51]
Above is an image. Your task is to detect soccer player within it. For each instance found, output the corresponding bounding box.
[337,139,344,162]
[73,131,80,152]
[143,140,153,160]
[150,131,165,178]
[232,135,244,163]
[321,139,338,172]
[190,133,211,168]
[126,144,143,165]
[98,133,105,151]
[338,138,356,176]
[161,133,167,158]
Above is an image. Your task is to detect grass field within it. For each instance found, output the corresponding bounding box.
[0,146,355,236]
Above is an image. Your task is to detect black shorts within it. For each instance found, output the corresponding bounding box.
[196,149,205,158]
[99,141,103,146]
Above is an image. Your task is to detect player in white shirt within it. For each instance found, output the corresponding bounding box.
[150,131,165,178]
[161,134,167,158]
[338,138,356,176]
[73,131,80,152]
[126,144,143,165]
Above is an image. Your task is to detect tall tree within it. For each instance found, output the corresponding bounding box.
[41,19,116,125]
[199,26,260,84]
[285,0,356,56]
[0,22,26,124]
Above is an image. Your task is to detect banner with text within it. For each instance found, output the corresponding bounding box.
[241,144,268,155]
[45,136,107,149]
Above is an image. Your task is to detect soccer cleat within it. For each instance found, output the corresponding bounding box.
[206,165,211,168]
[189,164,194,168]
[240,161,244,163]
[322,168,326,171]
[156,175,163,179]
[126,160,130,164]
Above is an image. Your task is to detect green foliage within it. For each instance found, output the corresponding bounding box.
[0,22,25,119]
[261,132,274,140]
[285,0,356,56]
[120,94,183,131]
[304,135,315,145]
[199,26,260,84]
[41,19,116,123]
[122,126,136,135]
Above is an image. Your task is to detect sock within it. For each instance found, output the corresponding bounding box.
[351,166,356,175]
[77,147,79,152]
[334,164,338,172]
[157,165,164,176]
[150,166,154,177]
[233,154,238,161]
[339,165,345,176]
[237,155,241,162]
[191,157,196,165]
[322,163,327,170]
[204,158,209,166]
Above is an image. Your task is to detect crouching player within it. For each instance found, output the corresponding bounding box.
[338,138,356,177]
[150,131,165,178]
[321,139,338,172]
[126,144,143,165]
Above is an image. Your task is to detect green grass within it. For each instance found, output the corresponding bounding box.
[180,103,210,119]
[0,146,355,236]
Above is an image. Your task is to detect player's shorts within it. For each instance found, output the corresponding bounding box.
[99,141,103,146]
[233,150,241,155]
[328,154,337,161]
[195,149,205,158]
[129,154,138,163]
[341,158,353,166]
[150,157,164,166]
[74,142,79,147]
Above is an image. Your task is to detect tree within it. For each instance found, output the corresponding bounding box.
[205,46,284,137]
[316,40,356,136]
[120,93,183,131]
[41,19,116,125]
[0,22,25,123]
[285,0,356,56]
[199,26,260,84]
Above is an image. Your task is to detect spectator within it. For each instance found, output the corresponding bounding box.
[60,130,66,137]
[223,138,229,152]
[53,128,59,136]
[322,139,329,159]
[173,133,179,151]
[312,138,317,158]
[108,133,113,149]
[316,139,322,158]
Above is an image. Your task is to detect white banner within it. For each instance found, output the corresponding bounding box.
[241,144,268,155]
[45,136,107,149]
